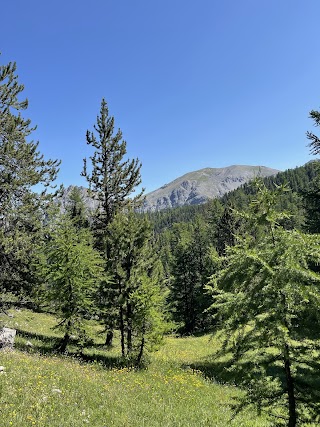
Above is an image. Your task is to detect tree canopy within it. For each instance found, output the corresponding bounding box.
[0,57,60,298]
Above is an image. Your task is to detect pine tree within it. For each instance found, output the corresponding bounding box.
[206,198,224,245]
[169,219,214,334]
[209,183,320,426]
[37,215,104,352]
[81,99,143,345]
[170,237,200,334]
[82,98,143,252]
[215,203,239,256]
[0,57,60,300]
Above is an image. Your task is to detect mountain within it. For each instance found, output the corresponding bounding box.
[58,165,280,214]
[142,165,280,212]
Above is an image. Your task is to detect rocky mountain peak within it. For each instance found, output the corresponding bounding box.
[142,165,280,212]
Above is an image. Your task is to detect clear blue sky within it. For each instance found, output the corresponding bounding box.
[2,0,320,192]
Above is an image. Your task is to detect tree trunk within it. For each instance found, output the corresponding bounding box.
[284,343,297,427]
[105,330,113,346]
[119,305,125,356]
[126,301,132,353]
[136,336,145,366]
[58,332,70,353]
[58,319,72,353]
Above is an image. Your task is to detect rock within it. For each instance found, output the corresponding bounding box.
[25,340,34,347]
[141,165,280,212]
[52,388,62,394]
[0,327,16,350]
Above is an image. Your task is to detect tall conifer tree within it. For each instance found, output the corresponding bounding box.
[0,57,60,299]
[106,209,165,364]
[82,99,143,252]
[82,99,144,344]
[38,215,104,352]
[170,219,214,334]
[209,182,320,426]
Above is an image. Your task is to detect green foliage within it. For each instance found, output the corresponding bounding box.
[104,209,166,364]
[37,216,104,351]
[81,99,145,346]
[239,179,292,243]
[64,186,89,229]
[306,109,320,155]
[82,98,143,251]
[148,165,313,326]
[215,203,241,256]
[146,202,216,234]
[0,58,60,298]
[304,107,320,233]
[169,217,215,334]
[209,184,320,426]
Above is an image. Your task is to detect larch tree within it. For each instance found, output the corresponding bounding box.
[208,182,320,426]
[106,209,166,364]
[0,57,60,301]
[37,215,104,352]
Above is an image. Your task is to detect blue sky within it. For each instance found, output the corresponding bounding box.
[2,0,320,193]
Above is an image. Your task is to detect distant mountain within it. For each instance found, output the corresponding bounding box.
[142,165,280,212]
[58,165,280,214]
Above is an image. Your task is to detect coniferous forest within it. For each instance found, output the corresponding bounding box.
[2,57,320,427]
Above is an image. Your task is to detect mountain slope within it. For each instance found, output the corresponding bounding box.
[142,165,280,212]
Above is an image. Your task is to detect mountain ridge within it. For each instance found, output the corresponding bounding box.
[58,164,280,213]
[142,165,280,212]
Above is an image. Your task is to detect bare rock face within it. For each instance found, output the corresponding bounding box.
[142,165,280,212]
[0,327,16,350]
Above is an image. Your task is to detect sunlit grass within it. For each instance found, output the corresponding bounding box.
[0,309,270,426]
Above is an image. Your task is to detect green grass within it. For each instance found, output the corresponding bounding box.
[0,309,270,427]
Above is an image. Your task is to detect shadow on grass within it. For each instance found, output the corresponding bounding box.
[182,355,286,387]
[182,358,240,385]
[16,328,62,344]
[173,329,212,338]
[184,353,320,398]
[14,328,141,370]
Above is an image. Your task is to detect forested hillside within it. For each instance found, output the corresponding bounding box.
[147,161,318,233]
[1,56,320,427]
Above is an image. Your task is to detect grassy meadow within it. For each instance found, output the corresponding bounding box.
[0,309,270,427]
